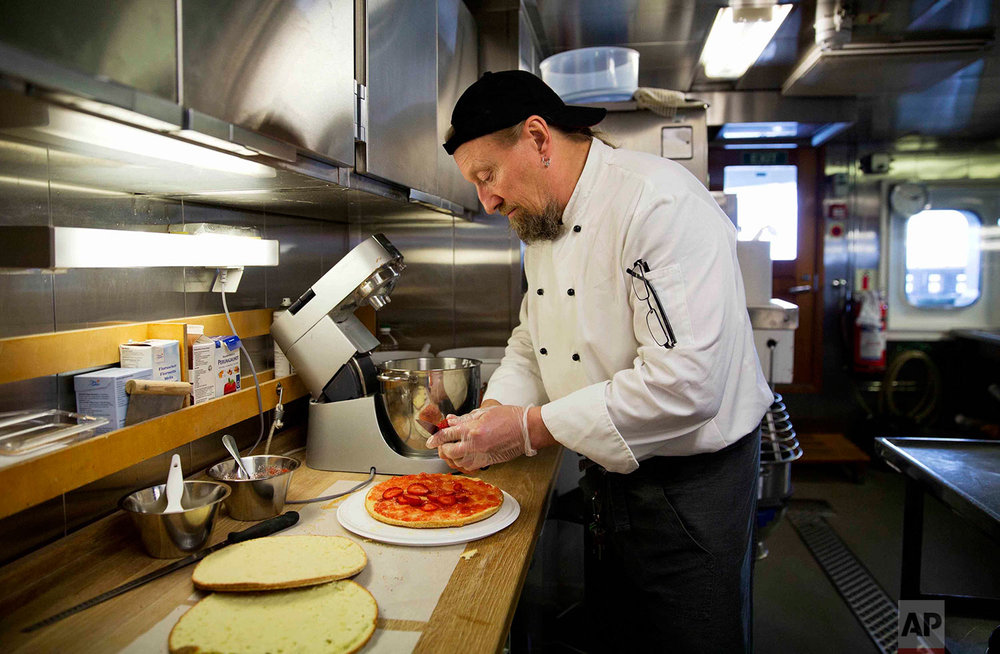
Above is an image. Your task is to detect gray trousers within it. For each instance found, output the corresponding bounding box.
[582,426,761,653]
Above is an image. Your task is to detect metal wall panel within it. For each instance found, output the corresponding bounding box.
[437,0,480,210]
[365,0,438,193]
[264,214,349,307]
[350,201,457,352]
[182,0,356,165]
[0,495,64,567]
[349,195,522,353]
[0,0,177,100]
[454,215,521,347]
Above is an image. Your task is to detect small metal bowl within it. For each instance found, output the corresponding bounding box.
[119,481,230,559]
[207,455,300,521]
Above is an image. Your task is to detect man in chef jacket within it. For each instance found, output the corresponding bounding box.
[428,70,773,653]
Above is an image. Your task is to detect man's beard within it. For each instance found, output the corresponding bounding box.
[503,200,564,244]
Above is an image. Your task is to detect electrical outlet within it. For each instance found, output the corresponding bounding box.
[212,267,244,293]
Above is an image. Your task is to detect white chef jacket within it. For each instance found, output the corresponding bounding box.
[483,139,773,474]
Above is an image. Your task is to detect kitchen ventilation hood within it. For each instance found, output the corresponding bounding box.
[782,37,992,96]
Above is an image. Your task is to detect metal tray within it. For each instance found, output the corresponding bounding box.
[0,409,109,455]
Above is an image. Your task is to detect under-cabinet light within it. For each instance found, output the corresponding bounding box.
[172,129,260,157]
[700,5,793,79]
[1,226,279,269]
[19,103,276,179]
[0,175,131,197]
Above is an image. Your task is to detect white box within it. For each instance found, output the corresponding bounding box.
[190,335,241,404]
[737,241,773,306]
[119,339,181,382]
[74,367,153,434]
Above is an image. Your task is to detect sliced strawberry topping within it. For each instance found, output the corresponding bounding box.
[382,487,403,500]
[455,495,470,504]
[436,418,450,430]
[407,483,430,495]
[436,494,457,506]
[420,502,439,512]
[451,482,463,491]
[397,494,423,506]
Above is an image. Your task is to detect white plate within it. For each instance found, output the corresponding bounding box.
[337,488,520,547]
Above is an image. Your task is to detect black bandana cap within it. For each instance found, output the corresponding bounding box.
[443,70,607,155]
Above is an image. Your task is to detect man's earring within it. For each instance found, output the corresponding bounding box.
[542,156,551,168]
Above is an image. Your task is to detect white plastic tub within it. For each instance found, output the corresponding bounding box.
[540,47,639,103]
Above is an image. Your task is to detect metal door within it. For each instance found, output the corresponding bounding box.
[364,0,438,194]
[710,147,825,392]
[436,0,479,211]
[183,0,356,166]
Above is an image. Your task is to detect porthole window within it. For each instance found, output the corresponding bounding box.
[904,209,981,308]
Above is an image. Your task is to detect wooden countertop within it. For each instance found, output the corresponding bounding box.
[0,446,562,654]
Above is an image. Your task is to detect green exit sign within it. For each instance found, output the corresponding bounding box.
[741,151,789,165]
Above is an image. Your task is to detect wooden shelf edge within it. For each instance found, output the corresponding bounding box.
[0,309,274,386]
[0,373,308,520]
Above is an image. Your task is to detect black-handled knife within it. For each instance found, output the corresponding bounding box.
[22,511,299,633]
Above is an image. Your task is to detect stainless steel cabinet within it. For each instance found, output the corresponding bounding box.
[437,0,479,211]
[364,0,438,194]
[0,0,176,101]
[364,0,479,212]
[182,0,356,166]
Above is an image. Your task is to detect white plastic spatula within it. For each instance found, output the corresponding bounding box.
[164,454,184,513]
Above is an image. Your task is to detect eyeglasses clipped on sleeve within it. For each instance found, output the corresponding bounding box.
[626,259,677,349]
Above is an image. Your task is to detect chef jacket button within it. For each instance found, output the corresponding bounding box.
[572,353,580,361]
[540,347,548,355]
[573,225,581,233]
[567,288,575,296]
[537,288,544,295]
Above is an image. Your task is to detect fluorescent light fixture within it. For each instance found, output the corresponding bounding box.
[173,129,259,157]
[0,175,131,197]
[719,122,799,139]
[701,5,793,79]
[21,104,276,178]
[1,226,279,269]
[723,143,798,149]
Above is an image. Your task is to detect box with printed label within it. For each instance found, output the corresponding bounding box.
[190,335,241,405]
[119,339,181,382]
[74,367,153,434]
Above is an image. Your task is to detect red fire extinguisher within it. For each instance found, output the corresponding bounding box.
[853,279,887,372]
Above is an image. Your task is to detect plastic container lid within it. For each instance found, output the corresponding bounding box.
[540,47,640,104]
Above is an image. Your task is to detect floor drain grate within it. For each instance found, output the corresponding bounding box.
[788,511,898,654]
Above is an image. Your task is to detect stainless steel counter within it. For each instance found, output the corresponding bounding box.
[875,437,1000,616]
[877,437,1000,542]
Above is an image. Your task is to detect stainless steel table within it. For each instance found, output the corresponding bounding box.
[876,437,1000,617]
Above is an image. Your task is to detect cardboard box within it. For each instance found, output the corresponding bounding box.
[74,367,153,434]
[190,335,241,404]
[119,339,181,382]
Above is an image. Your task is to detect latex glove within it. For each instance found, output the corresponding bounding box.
[426,404,535,472]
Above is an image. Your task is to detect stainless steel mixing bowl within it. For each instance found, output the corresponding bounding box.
[207,454,300,521]
[377,356,481,456]
[119,480,230,558]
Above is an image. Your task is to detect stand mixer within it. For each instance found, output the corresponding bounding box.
[271,234,449,474]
